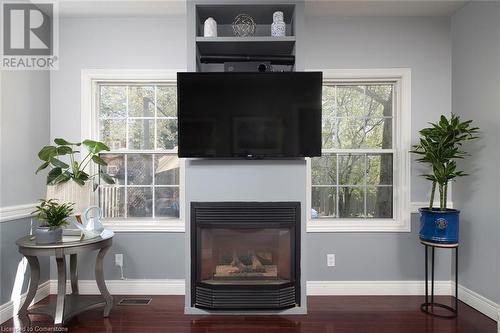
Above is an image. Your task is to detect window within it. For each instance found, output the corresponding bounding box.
[307,69,411,232]
[82,70,184,232]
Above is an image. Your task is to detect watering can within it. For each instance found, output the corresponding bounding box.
[72,206,105,239]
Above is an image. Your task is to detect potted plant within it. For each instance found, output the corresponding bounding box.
[411,114,479,244]
[32,199,74,244]
[35,138,115,215]
[36,138,115,186]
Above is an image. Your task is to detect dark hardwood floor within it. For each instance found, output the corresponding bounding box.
[1,295,496,333]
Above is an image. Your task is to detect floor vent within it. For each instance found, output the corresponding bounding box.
[118,298,152,305]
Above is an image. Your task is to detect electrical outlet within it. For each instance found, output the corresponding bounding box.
[327,254,335,267]
[115,253,123,267]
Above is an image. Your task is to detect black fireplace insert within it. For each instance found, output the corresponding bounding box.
[191,202,301,310]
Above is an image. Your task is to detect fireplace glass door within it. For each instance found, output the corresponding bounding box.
[199,227,293,285]
[191,202,300,310]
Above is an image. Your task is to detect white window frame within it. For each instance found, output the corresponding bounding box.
[81,69,186,232]
[307,68,411,233]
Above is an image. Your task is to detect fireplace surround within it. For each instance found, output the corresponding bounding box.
[191,202,301,310]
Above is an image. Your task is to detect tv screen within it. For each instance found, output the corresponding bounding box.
[177,72,322,158]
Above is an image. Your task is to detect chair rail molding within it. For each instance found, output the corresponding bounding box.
[0,203,37,223]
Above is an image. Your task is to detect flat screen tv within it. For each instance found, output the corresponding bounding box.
[177,72,322,158]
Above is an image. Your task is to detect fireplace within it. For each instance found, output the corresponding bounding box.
[191,202,300,310]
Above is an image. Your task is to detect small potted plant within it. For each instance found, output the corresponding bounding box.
[32,199,74,244]
[411,114,479,244]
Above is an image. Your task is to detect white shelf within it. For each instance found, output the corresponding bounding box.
[196,36,296,43]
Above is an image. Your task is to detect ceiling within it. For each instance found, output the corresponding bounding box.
[305,0,467,17]
[58,0,186,18]
[58,0,468,18]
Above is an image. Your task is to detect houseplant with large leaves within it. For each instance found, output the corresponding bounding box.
[36,138,115,217]
[411,114,479,244]
[36,138,115,186]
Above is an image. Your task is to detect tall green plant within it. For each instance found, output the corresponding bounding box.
[36,138,115,187]
[411,114,479,210]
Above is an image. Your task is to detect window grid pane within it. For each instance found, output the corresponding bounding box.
[312,152,393,219]
[97,82,179,220]
[312,82,395,220]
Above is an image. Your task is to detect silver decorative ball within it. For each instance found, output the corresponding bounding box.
[232,14,256,37]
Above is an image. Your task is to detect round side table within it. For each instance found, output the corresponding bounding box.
[16,233,114,327]
[420,240,458,318]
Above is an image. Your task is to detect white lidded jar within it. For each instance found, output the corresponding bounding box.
[204,17,217,37]
[271,11,285,37]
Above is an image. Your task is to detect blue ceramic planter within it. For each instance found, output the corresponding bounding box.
[419,208,460,244]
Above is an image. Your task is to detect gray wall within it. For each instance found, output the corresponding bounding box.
[49,233,185,280]
[0,219,50,304]
[1,71,50,206]
[184,160,308,313]
[0,70,51,304]
[50,17,187,141]
[304,16,452,280]
[49,17,187,280]
[451,2,500,302]
[304,16,452,203]
[50,15,452,282]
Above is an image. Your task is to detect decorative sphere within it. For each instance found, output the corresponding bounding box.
[232,14,256,37]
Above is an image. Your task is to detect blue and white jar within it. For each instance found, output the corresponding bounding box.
[271,11,285,37]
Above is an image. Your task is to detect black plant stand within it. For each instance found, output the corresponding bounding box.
[420,241,458,318]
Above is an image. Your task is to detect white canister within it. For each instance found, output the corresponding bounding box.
[204,17,217,37]
[271,11,285,37]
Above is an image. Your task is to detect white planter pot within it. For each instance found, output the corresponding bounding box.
[46,180,93,215]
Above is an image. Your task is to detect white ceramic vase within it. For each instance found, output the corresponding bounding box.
[204,17,217,37]
[271,11,285,37]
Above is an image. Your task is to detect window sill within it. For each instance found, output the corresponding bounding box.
[102,219,185,233]
[307,218,410,233]
[306,202,454,233]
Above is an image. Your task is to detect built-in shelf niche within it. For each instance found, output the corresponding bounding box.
[196,4,296,37]
[195,3,297,72]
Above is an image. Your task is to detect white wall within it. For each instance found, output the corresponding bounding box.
[451,2,500,303]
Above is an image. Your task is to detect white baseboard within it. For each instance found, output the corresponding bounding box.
[47,279,453,297]
[458,284,499,321]
[49,279,185,295]
[306,280,452,296]
[307,280,498,322]
[0,280,50,324]
[3,279,497,325]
